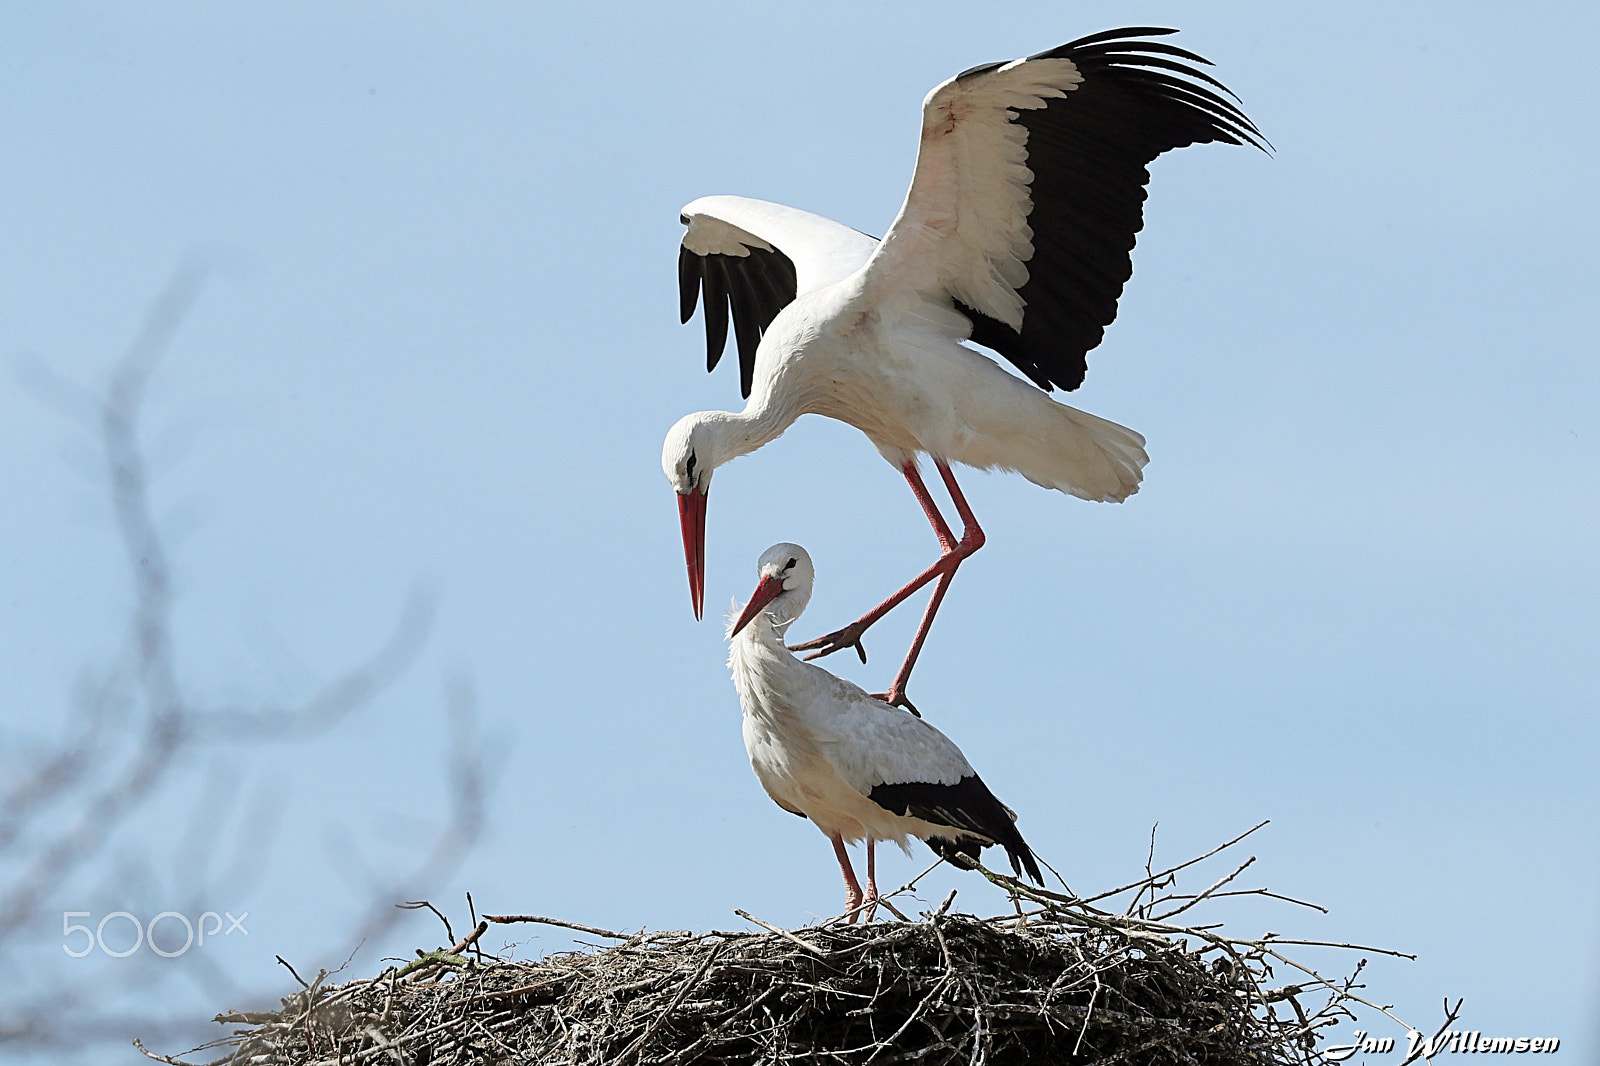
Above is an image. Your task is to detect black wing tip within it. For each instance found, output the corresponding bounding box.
[1075,30,1267,152]
[677,238,798,399]
[1031,26,1182,64]
[1013,844,1044,885]
[1056,25,1179,52]
[960,28,1267,156]
[926,834,1043,885]
[959,27,1181,83]
[954,59,1005,82]
[676,244,700,325]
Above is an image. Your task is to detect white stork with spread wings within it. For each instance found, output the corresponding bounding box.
[665,28,1264,709]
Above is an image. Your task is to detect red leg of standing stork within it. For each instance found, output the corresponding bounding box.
[790,458,985,712]
[831,833,866,923]
[863,838,880,923]
[828,835,881,925]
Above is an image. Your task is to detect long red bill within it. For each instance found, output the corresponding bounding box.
[730,574,784,637]
[677,489,708,620]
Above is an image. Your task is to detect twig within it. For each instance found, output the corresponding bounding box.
[1081,820,1271,906]
[486,913,631,940]
[132,1038,230,1066]
[734,909,829,957]
[1153,887,1329,914]
[395,950,470,980]
[5,263,485,1058]
[402,916,492,982]
[466,891,485,964]
[398,900,454,945]
[1397,998,1464,1066]
[450,919,489,955]
[1152,854,1256,921]
[276,955,310,990]
[875,895,912,922]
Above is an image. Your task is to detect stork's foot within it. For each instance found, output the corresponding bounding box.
[789,624,869,665]
[869,687,920,717]
[843,886,864,924]
[841,886,882,925]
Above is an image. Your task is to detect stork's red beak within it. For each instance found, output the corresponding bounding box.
[730,574,784,638]
[677,489,708,620]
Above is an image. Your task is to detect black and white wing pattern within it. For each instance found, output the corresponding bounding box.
[866,27,1266,392]
[825,691,1043,883]
[679,196,879,398]
[869,774,1042,882]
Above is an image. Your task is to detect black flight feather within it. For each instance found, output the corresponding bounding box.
[953,27,1265,392]
[868,775,1043,883]
[678,239,798,400]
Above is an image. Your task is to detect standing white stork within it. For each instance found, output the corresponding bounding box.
[729,543,1042,922]
[664,28,1264,709]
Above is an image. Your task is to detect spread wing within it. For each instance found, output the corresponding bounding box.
[678,195,879,398]
[863,27,1265,391]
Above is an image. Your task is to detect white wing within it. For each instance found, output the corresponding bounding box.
[801,667,976,793]
[867,57,1083,332]
[682,195,878,297]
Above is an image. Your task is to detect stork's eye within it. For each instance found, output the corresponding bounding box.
[686,453,698,481]
[786,557,797,569]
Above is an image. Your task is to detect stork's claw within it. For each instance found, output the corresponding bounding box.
[870,689,921,718]
[790,626,869,665]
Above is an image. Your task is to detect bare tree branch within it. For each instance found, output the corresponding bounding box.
[0,264,490,1058]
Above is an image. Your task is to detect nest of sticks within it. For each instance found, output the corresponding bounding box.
[141,824,1414,1066]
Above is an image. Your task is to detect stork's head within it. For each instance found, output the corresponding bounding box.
[661,412,736,620]
[730,542,814,639]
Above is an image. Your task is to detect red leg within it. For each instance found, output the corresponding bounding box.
[934,457,986,552]
[789,463,955,663]
[875,459,986,706]
[862,838,880,923]
[905,463,957,551]
[831,834,865,923]
[789,458,984,711]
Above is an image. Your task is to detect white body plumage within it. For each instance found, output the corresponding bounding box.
[729,579,980,853]
[725,544,1040,919]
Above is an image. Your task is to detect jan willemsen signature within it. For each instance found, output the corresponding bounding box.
[1327,1028,1561,1060]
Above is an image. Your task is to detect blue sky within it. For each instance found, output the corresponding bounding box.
[2,1,1595,1059]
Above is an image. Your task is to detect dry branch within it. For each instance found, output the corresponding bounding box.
[1,260,488,1057]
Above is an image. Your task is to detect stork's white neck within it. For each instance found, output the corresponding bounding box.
[728,610,809,713]
[692,386,809,473]
[731,603,802,649]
